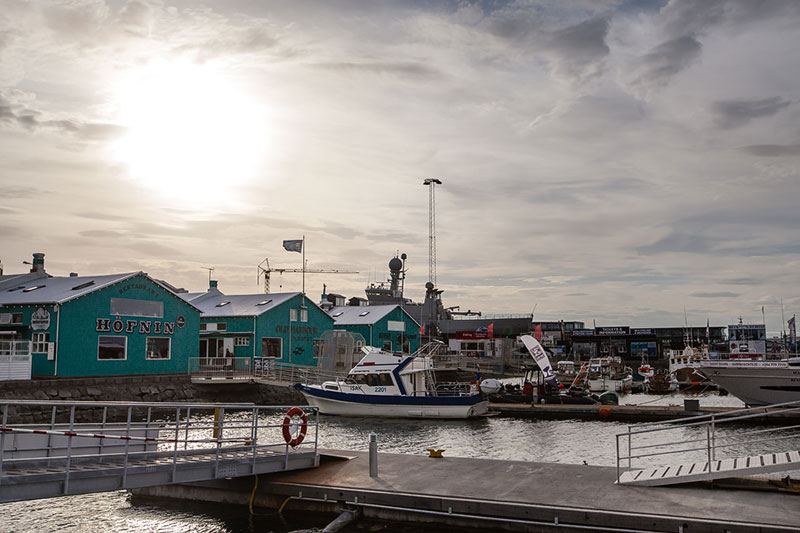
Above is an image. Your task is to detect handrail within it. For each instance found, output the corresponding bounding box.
[615,399,800,483]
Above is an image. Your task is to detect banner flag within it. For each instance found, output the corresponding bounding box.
[488,322,494,338]
[520,335,558,389]
[790,315,796,350]
[534,323,542,341]
[283,239,303,253]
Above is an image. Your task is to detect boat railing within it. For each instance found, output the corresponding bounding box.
[253,360,346,385]
[615,399,800,484]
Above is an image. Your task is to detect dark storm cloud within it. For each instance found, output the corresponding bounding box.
[742,144,800,157]
[711,97,791,129]
[0,91,123,139]
[691,291,740,298]
[624,35,701,99]
[311,61,440,80]
[547,16,610,87]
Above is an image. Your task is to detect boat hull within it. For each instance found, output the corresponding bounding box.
[586,376,633,393]
[696,361,800,406]
[295,384,488,419]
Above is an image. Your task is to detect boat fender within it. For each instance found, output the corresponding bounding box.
[598,406,612,419]
[282,407,308,447]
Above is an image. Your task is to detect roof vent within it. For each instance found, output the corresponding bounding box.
[72,281,95,290]
[332,311,344,317]
[358,311,370,317]
[23,285,45,292]
[257,299,272,306]
[216,301,230,307]
[69,272,78,277]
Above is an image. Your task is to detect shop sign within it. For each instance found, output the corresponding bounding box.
[595,326,630,336]
[631,328,655,336]
[96,318,176,335]
[176,315,186,328]
[31,307,51,330]
[572,329,595,336]
[457,331,490,339]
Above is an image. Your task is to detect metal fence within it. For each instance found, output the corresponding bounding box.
[188,357,252,381]
[0,400,319,502]
[0,341,31,381]
[615,399,800,484]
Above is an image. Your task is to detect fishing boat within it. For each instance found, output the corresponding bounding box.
[695,357,800,406]
[584,356,633,393]
[644,369,679,393]
[294,342,499,418]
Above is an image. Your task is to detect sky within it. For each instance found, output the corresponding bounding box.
[1,0,799,334]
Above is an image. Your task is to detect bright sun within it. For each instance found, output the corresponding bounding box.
[112,59,270,203]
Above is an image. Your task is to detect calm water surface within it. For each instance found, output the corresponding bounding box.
[5,391,788,533]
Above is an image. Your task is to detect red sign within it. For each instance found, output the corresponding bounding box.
[456,331,490,340]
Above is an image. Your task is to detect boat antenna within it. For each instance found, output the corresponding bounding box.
[781,298,787,353]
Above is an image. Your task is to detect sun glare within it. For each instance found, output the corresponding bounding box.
[112,60,270,203]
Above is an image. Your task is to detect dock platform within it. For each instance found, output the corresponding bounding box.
[134,449,800,532]
[490,402,800,423]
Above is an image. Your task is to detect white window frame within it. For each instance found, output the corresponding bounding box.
[290,309,298,322]
[110,297,164,318]
[145,336,171,360]
[98,335,127,361]
[300,309,308,322]
[235,337,249,347]
[32,332,49,353]
[262,337,283,358]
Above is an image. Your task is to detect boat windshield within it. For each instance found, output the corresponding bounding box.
[346,373,394,386]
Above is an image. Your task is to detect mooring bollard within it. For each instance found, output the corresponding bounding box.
[369,432,378,478]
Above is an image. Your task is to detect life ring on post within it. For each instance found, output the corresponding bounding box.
[282,407,308,447]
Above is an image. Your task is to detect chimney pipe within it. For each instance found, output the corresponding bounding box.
[31,253,45,273]
[209,280,218,290]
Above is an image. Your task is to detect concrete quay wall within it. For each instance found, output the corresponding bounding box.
[0,376,306,423]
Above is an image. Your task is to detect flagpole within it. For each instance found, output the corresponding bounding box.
[302,235,306,297]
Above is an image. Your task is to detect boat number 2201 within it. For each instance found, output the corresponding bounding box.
[374,386,387,392]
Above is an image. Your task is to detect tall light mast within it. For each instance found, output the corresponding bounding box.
[423,178,442,287]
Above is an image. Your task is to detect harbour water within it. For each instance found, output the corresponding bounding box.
[1,391,783,533]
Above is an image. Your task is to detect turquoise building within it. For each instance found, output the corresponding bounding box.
[0,254,200,378]
[328,304,421,353]
[180,281,334,367]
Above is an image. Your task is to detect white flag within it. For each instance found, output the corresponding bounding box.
[283,239,303,253]
[520,334,558,388]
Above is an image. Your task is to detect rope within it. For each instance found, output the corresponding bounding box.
[249,474,259,515]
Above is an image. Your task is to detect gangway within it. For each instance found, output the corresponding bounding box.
[616,399,800,486]
[0,400,319,503]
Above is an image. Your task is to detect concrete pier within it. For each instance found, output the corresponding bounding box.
[134,449,800,532]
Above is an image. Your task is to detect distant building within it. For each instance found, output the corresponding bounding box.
[328,304,420,353]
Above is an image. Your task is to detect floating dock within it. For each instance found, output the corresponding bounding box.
[134,449,800,532]
[490,402,800,423]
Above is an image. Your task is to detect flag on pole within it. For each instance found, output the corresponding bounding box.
[534,323,542,341]
[706,318,710,342]
[789,315,796,351]
[419,324,425,335]
[283,239,303,253]
[488,322,494,338]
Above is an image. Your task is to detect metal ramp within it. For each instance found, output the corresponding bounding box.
[1,400,319,502]
[616,399,800,487]
[619,450,800,486]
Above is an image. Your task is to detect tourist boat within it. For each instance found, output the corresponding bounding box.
[294,343,498,418]
[554,360,580,385]
[695,357,800,406]
[644,369,679,393]
[584,356,633,393]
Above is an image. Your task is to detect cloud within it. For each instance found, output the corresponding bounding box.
[310,61,440,80]
[623,35,702,100]
[660,0,800,37]
[742,143,800,157]
[711,97,791,129]
[691,291,740,298]
[547,16,611,88]
[0,185,43,199]
[0,89,123,140]
[636,231,714,255]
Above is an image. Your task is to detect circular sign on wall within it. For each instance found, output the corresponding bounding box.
[176,315,186,328]
[31,307,51,330]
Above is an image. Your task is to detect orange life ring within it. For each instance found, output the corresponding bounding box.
[282,407,308,447]
[598,406,612,418]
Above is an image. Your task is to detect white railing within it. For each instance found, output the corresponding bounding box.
[0,341,31,381]
[188,357,251,381]
[615,399,800,483]
[0,400,319,500]
[253,359,345,385]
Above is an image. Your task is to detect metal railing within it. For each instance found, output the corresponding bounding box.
[615,399,800,483]
[0,341,31,381]
[253,360,346,385]
[0,400,319,501]
[188,357,252,381]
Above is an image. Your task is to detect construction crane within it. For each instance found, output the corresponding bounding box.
[423,178,442,287]
[257,258,358,294]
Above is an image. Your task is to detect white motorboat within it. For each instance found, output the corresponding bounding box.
[294,343,498,419]
[695,357,800,406]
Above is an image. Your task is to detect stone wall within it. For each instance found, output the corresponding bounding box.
[0,375,306,423]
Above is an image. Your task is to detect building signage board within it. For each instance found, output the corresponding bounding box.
[31,307,51,330]
[631,328,655,336]
[457,331,490,339]
[595,326,630,336]
[572,329,595,336]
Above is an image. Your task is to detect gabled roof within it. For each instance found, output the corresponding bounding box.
[328,304,419,326]
[0,271,202,311]
[180,290,313,318]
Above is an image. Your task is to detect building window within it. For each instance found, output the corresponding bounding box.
[146,337,171,360]
[32,332,49,353]
[313,338,324,359]
[300,309,308,322]
[0,313,23,325]
[98,336,127,360]
[235,337,249,347]
[200,323,207,331]
[290,309,298,322]
[110,298,164,318]
[262,337,282,358]
[217,322,227,331]
[382,341,392,351]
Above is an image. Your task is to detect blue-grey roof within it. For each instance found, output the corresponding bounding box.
[0,272,140,306]
[180,289,312,317]
[328,304,419,326]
